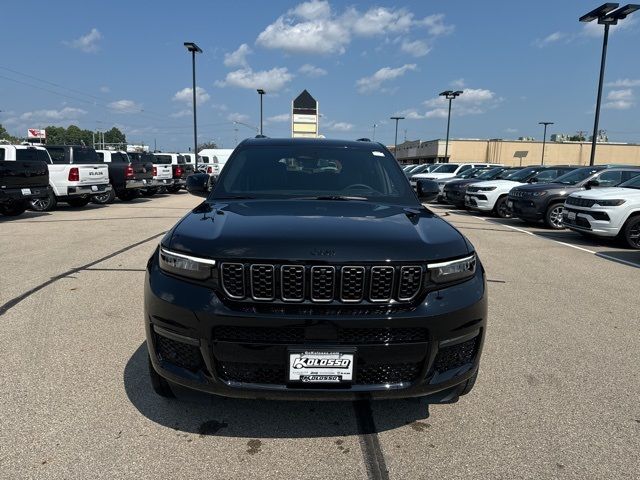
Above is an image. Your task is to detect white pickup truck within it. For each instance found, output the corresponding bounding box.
[16,145,110,211]
[141,154,173,196]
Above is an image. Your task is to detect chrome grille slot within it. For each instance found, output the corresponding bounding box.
[221,263,245,299]
[250,264,275,300]
[340,266,365,302]
[311,266,335,302]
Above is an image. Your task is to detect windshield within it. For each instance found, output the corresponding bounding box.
[507,167,540,182]
[16,148,51,163]
[72,147,101,164]
[619,175,640,190]
[431,164,458,174]
[477,167,504,180]
[458,168,481,179]
[214,145,417,205]
[154,154,173,165]
[177,155,186,165]
[553,168,601,185]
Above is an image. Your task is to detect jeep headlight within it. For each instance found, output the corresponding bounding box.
[595,199,625,207]
[532,191,547,197]
[159,247,215,280]
[428,254,476,284]
[477,186,497,192]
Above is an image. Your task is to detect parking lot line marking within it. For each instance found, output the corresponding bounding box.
[0,231,166,317]
[353,401,390,480]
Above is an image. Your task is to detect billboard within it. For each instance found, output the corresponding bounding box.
[291,90,318,138]
[27,129,46,139]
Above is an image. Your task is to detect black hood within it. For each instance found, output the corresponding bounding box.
[167,200,470,263]
[511,182,579,194]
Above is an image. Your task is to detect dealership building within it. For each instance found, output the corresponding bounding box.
[391,138,640,167]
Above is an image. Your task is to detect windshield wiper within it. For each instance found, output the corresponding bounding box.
[298,195,369,201]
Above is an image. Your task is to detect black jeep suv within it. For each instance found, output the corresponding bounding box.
[145,138,487,402]
[508,166,640,229]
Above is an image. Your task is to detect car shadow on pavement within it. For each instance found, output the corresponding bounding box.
[0,210,51,222]
[124,343,431,438]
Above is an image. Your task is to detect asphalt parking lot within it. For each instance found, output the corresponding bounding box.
[1,193,639,480]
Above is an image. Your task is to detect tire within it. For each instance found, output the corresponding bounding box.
[493,196,512,218]
[91,188,116,205]
[148,356,175,398]
[141,187,158,197]
[459,370,478,396]
[544,203,565,229]
[0,201,27,217]
[166,185,181,194]
[30,191,57,212]
[117,190,137,201]
[621,215,640,250]
[157,186,168,194]
[66,196,91,208]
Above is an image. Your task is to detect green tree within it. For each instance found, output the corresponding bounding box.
[103,127,126,146]
[198,141,218,150]
[0,124,18,143]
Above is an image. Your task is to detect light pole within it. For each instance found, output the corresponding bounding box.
[184,42,202,170]
[539,122,554,165]
[580,3,639,166]
[372,123,377,141]
[257,89,265,135]
[439,90,463,162]
[390,116,405,158]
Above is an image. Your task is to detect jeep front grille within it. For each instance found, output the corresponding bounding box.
[219,263,424,304]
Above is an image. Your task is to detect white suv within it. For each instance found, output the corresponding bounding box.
[411,163,494,184]
[563,174,640,249]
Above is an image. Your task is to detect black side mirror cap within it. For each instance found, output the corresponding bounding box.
[186,173,213,197]
[585,179,600,189]
[416,179,439,202]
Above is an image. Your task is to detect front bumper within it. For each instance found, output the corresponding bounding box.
[67,183,111,196]
[507,197,544,220]
[465,193,495,211]
[144,252,487,401]
[443,188,466,206]
[562,207,620,237]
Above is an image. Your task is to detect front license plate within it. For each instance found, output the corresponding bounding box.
[91,185,98,192]
[567,211,576,221]
[21,188,31,195]
[289,351,354,383]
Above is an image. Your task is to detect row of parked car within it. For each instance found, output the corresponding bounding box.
[403,162,640,249]
[0,143,230,216]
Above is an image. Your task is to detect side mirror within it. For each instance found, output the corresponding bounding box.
[585,179,600,189]
[527,177,538,184]
[416,179,440,202]
[186,173,213,197]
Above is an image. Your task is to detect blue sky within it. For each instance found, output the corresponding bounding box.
[1,0,639,151]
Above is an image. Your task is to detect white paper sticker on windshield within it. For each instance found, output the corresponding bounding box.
[372,151,385,157]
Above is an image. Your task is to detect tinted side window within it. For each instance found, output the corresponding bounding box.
[458,165,472,173]
[47,147,67,164]
[177,155,186,164]
[597,170,623,187]
[97,152,105,161]
[16,149,40,161]
[36,149,52,164]
[0,148,5,161]
[621,170,640,182]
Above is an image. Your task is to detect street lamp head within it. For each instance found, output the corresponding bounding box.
[607,3,640,19]
[539,121,554,126]
[390,116,405,120]
[439,90,453,97]
[257,89,266,95]
[183,42,202,53]
[453,90,463,96]
[579,3,619,22]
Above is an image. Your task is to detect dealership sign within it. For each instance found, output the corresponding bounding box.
[291,90,319,138]
[27,129,46,139]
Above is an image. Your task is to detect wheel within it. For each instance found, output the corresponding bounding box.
[493,196,512,218]
[30,191,57,212]
[117,190,137,201]
[459,370,478,396]
[148,355,175,398]
[166,185,181,193]
[621,215,640,250]
[0,201,27,216]
[91,188,116,205]
[544,203,565,229]
[66,196,91,208]
[141,188,158,197]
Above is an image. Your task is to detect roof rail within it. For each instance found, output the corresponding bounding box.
[356,138,371,142]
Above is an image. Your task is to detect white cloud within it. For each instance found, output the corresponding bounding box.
[267,113,290,122]
[65,28,102,53]
[606,78,640,88]
[356,64,417,94]
[394,109,426,120]
[212,103,229,111]
[227,112,250,123]
[324,121,354,131]
[604,89,635,109]
[299,64,327,77]
[256,1,453,55]
[421,87,499,118]
[607,89,634,101]
[451,78,466,88]
[19,107,87,121]
[224,43,252,68]
[400,39,431,57]
[173,86,210,105]
[583,17,637,37]
[99,86,110,93]
[603,100,634,110]
[108,99,142,114]
[170,109,192,118]
[533,31,567,48]
[216,67,293,91]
